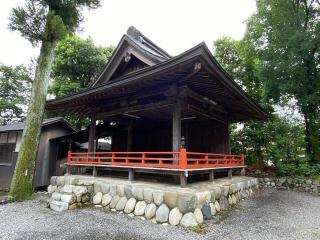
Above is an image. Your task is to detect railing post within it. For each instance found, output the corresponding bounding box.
[205,154,209,167]
[67,151,72,163]
[142,153,146,165]
[179,148,187,169]
[111,153,115,165]
[241,154,245,165]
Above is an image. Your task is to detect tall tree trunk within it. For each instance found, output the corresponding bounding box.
[9,40,56,200]
[302,106,320,164]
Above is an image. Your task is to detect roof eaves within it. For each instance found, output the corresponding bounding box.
[91,35,127,87]
[46,42,268,120]
[46,43,206,107]
[198,44,269,120]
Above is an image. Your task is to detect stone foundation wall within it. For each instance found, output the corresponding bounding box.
[258,177,320,195]
[48,175,258,228]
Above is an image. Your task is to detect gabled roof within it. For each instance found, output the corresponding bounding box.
[0,117,76,132]
[92,26,171,86]
[46,42,269,122]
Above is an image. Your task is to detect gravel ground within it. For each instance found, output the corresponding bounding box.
[0,188,320,240]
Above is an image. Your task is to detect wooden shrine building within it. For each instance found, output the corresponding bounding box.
[45,27,268,186]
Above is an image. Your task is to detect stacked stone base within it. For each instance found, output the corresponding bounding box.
[258,177,320,195]
[48,175,258,227]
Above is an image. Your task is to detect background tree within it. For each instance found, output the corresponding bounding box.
[0,64,32,125]
[49,34,114,97]
[213,37,264,102]
[8,0,101,201]
[245,0,320,163]
[47,34,114,129]
[213,36,306,166]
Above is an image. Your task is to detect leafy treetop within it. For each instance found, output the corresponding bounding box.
[8,0,101,46]
[49,34,114,97]
[0,64,32,125]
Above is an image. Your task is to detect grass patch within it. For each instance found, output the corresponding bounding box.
[313,175,320,181]
[0,191,8,197]
[191,226,201,233]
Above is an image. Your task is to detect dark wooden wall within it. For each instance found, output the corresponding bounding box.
[36,123,74,187]
[110,120,230,154]
[182,120,230,154]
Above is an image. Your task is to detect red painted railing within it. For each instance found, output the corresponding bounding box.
[67,149,244,170]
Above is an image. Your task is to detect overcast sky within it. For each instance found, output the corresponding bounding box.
[0,0,256,66]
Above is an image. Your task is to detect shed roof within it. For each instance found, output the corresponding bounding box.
[0,117,76,132]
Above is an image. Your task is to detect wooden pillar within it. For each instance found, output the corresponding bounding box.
[172,100,182,152]
[226,122,231,154]
[209,170,215,183]
[93,166,97,177]
[180,172,187,188]
[128,169,134,181]
[127,122,133,151]
[88,114,96,152]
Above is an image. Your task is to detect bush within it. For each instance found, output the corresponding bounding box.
[276,163,320,177]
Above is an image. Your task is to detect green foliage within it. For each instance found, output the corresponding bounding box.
[8,0,101,46]
[313,175,320,181]
[214,24,306,168]
[47,34,114,129]
[191,226,201,233]
[8,1,47,46]
[213,37,264,101]
[231,115,306,166]
[0,64,32,125]
[245,0,320,163]
[213,1,320,172]
[49,35,114,97]
[276,163,320,177]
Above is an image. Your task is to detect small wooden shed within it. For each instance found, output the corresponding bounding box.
[0,117,75,190]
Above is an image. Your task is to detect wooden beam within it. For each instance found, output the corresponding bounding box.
[182,87,227,114]
[90,84,173,113]
[187,104,226,123]
[181,62,202,79]
[95,99,174,119]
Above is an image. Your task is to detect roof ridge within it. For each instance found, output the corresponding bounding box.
[126,26,171,59]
